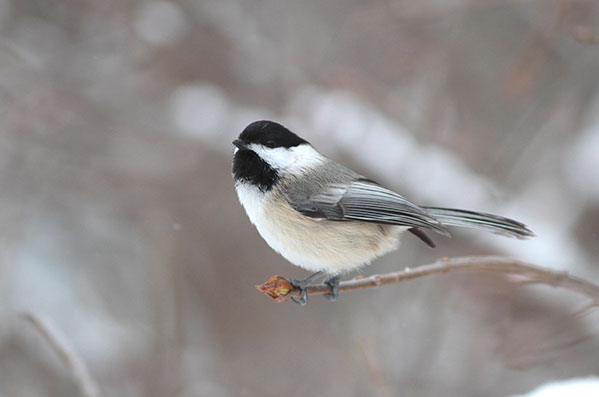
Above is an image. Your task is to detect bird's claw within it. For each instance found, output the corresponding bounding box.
[287,271,323,306]
[323,275,340,302]
[289,287,308,306]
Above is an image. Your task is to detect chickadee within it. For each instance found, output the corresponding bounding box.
[232,120,534,305]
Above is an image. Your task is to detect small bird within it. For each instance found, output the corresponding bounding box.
[232,120,534,305]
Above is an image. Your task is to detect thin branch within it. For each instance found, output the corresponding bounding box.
[20,312,103,397]
[255,256,599,304]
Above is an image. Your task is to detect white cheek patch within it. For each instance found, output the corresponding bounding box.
[250,143,323,174]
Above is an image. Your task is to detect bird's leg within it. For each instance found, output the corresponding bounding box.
[323,275,341,302]
[288,271,324,306]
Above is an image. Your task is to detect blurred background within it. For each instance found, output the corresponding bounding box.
[0,0,598,396]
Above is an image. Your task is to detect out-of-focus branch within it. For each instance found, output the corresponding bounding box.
[574,26,599,45]
[20,312,103,397]
[256,256,599,304]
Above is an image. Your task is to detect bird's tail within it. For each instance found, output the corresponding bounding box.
[421,207,534,239]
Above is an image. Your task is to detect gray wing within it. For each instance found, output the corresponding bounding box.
[291,178,450,236]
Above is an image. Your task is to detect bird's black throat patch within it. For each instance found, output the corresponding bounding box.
[232,149,279,191]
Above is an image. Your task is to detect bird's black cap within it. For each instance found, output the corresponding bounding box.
[237,120,309,149]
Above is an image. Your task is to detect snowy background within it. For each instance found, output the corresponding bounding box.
[0,0,598,396]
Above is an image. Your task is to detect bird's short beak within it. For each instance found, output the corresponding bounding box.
[232,139,249,150]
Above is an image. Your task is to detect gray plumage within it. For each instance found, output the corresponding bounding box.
[283,159,533,241]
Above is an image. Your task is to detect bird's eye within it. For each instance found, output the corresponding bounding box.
[265,140,276,148]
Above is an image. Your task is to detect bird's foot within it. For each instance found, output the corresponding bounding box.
[323,275,341,302]
[288,271,324,306]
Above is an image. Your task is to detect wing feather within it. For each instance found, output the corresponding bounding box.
[292,179,450,236]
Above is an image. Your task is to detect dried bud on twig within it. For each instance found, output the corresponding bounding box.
[255,275,296,302]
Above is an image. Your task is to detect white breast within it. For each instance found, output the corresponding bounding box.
[235,181,266,226]
[235,181,404,274]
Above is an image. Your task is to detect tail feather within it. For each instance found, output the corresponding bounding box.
[422,207,534,239]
